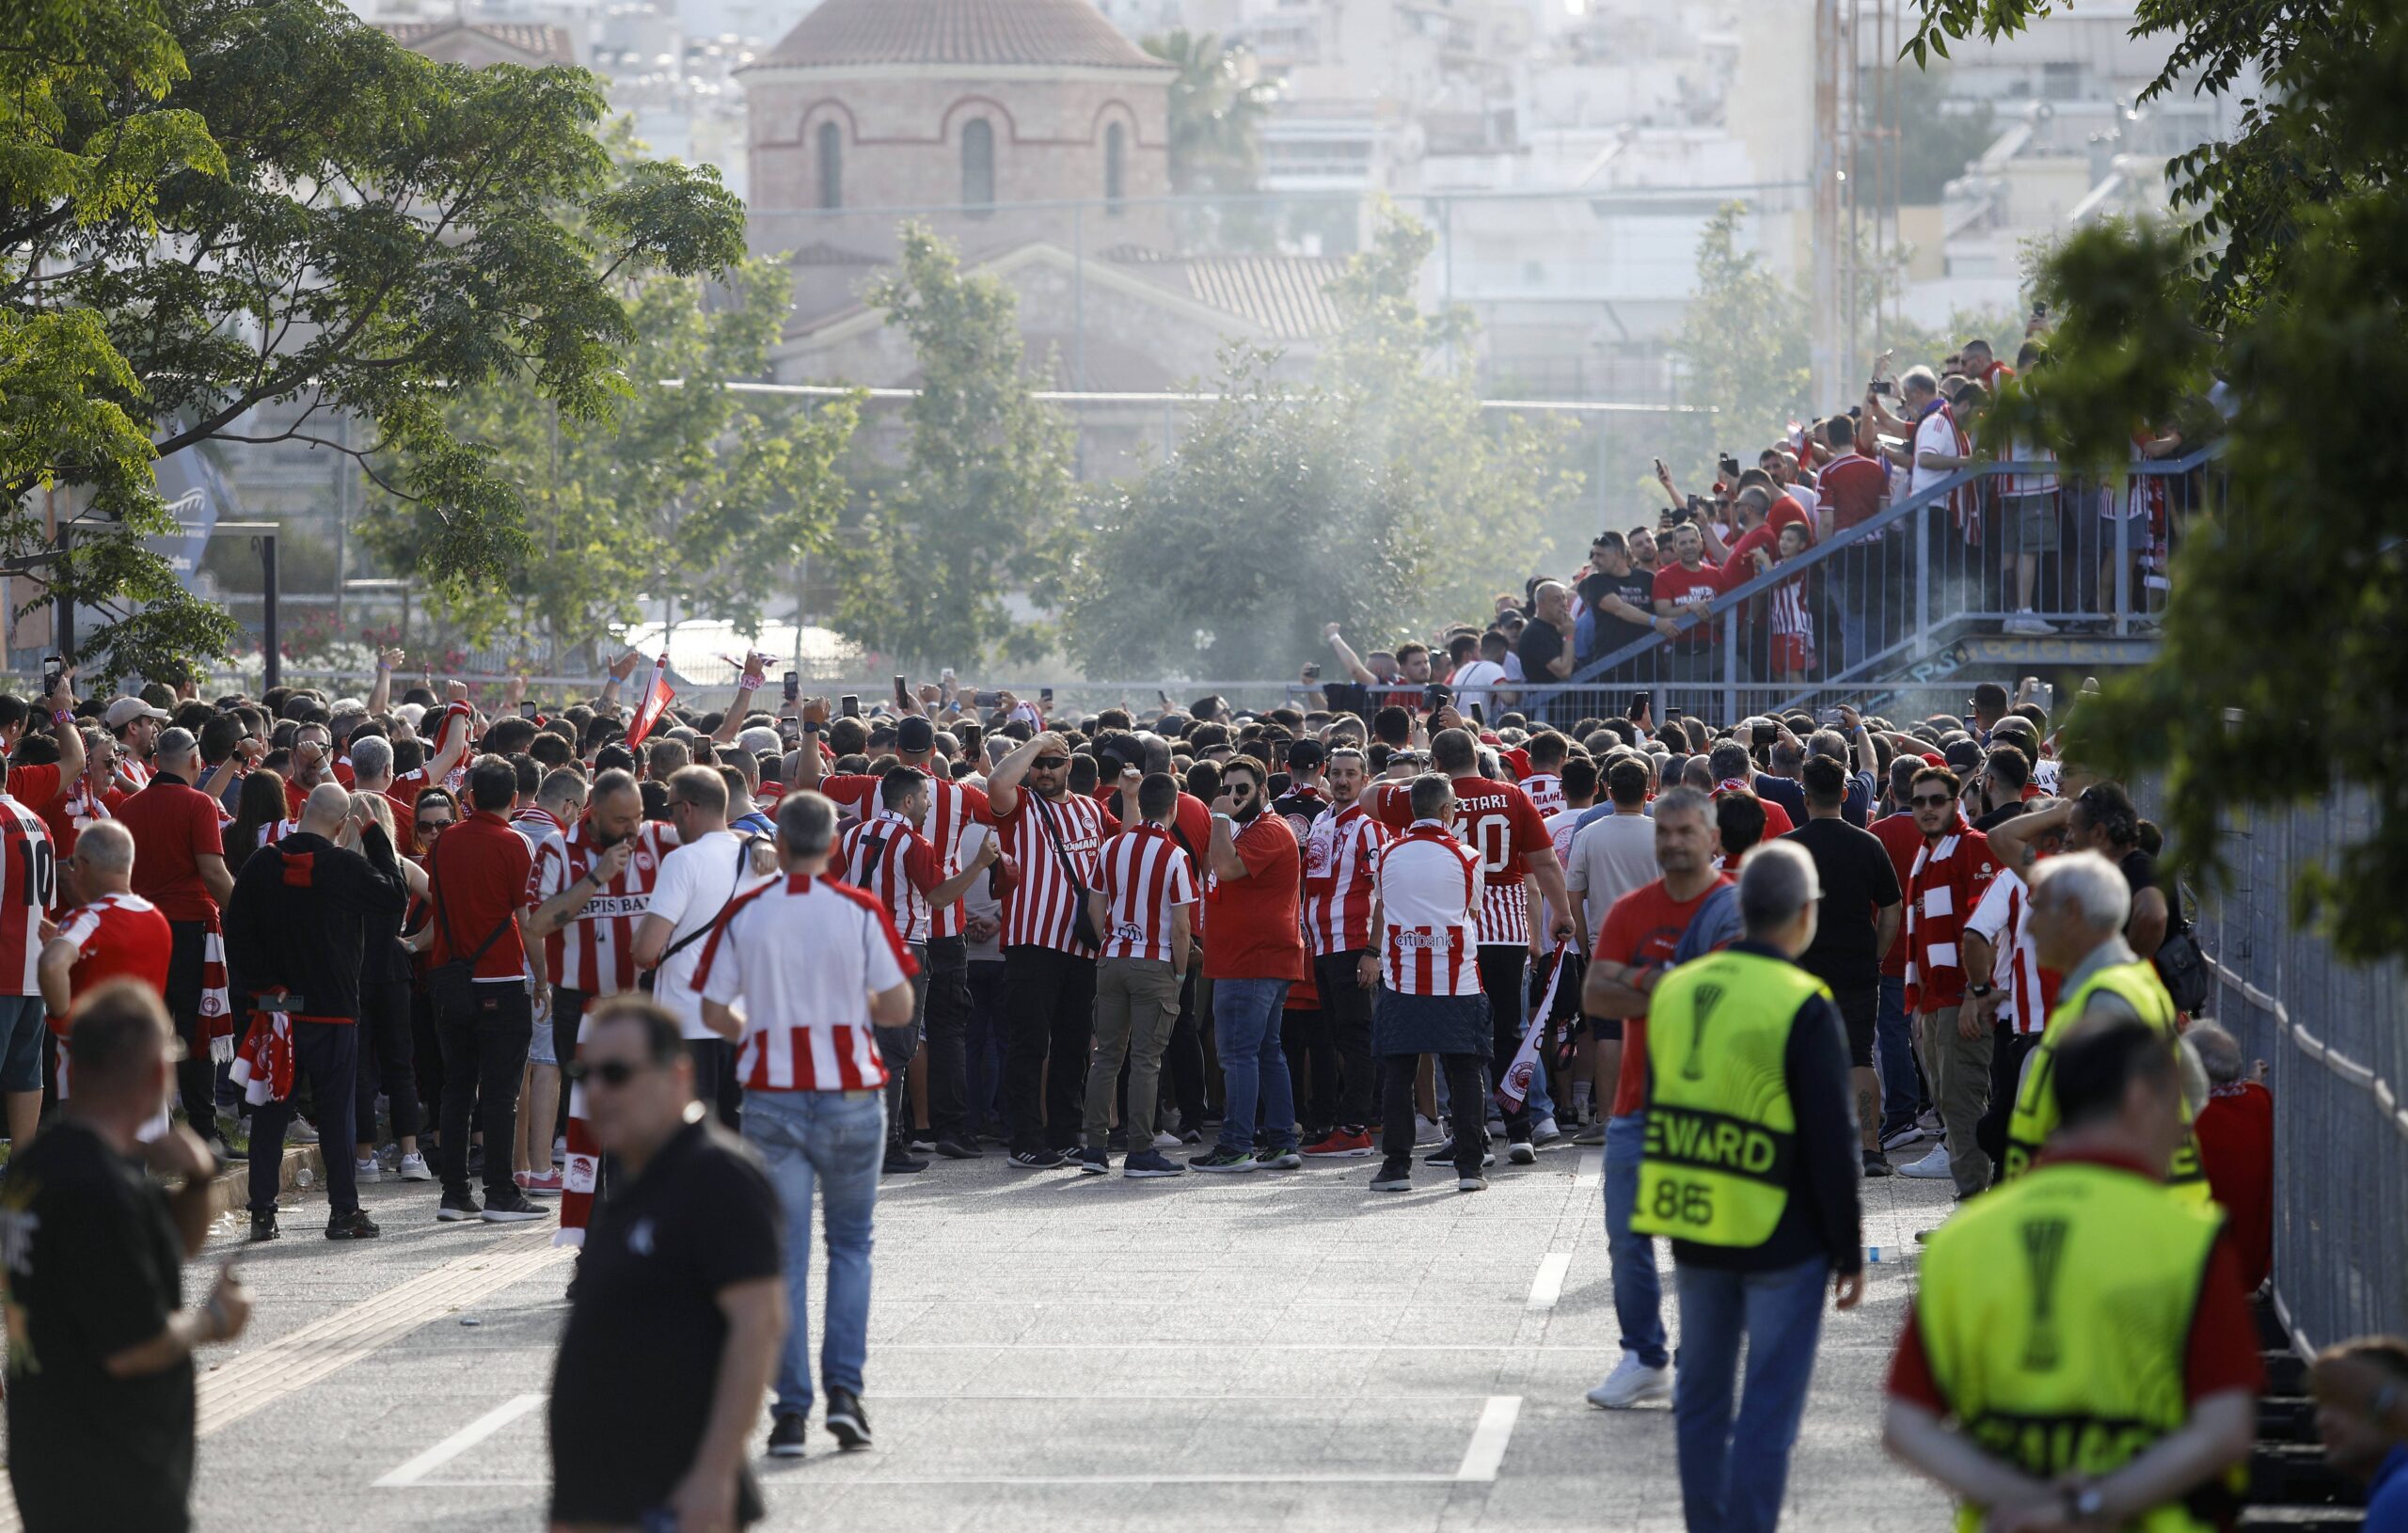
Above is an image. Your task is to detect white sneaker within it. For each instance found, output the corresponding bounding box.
[1896,1143,1955,1178]
[1586,1353,1673,1410]
[354,1156,384,1184]
[285,1119,320,1146]
[2004,612,2058,636]
[1530,1116,1561,1145]
[553,1136,568,1160]
[1150,1130,1182,1150]
[396,1151,436,1182]
[1915,1108,1942,1135]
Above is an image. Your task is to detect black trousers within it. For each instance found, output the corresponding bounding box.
[1164,966,1210,1130]
[1477,946,1532,1138]
[412,982,446,1146]
[1315,951,1377,1129]
[354,965,420,1146]
[1977,1024,2043,1181]
[921,935,973,1141]
[1001,944,1096,1153]
[250,1019,358,1216]
[1279,1003,1339,1134]
[436,983,532,1203]
[687,1036,741,1131]
[1380,1052,1487,1175]
[879,953,927,1147]
[163,922,221,1143]
[965,959,1007,1135]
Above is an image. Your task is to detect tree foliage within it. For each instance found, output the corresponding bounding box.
[829,224,1078,669]
[1143,30,1273,196]
[365,258,859,657]
[2,0,743,678]
[1975,14,2408,959]
[1065,207,1579,679]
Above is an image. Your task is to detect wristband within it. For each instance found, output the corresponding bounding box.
[52,710,71,726]
[737,677,760,692]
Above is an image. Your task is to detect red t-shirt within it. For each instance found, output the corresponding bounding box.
[1886,1152,2265,1410]
[2194,1083,2273,1292]
[1202,812,1306,983]
[425,809,533,980]
[1870,813,1925,978]
[112,779,229,924]
[1651,561,1725,648]
[1820,451,1888,532]
[48,893,174,1030]
[6,765,65,820]
[1593,875,1732,1117]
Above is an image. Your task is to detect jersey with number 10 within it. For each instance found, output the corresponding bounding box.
[0,793,57,995]
[1375,776,1550,948]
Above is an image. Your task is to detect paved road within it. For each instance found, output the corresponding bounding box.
[6,1136,1956,1532]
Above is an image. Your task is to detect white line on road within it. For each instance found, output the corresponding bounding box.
[1453,1395,1523,1482]
[374,1394,546,1487]
[1574,1146,1603,1190]
[1525,1252,1573,1311]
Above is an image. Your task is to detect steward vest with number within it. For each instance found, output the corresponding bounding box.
[2002,959,2210,1201]
[1918,1160,2227,1533]
[1630,949,1829,1247]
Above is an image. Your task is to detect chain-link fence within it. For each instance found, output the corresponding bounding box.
[2198,787,2408,1351]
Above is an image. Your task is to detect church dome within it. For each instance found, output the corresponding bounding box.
[758,0,1170,71]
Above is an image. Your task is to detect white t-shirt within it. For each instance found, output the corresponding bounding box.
[645,828,774,1039]
[957,822,1003,963]
[1542,806,1590,935]
[1564,811,1661,936]
[1909,406,1960,498]
[1449,658,1508,716]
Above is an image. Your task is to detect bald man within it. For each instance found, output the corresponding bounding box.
[222,783,409,1241]
[1519,580,1576,726]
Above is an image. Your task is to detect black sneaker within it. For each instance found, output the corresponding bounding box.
[247,1209,280,1242]
[1076,1146,1111,1176]
[824,1387,872,1450]
[1425,1142,1497,1168]
[933,1138,984,1160]
[1189,1146,1256,1173]
[482,1190,549,1223]
[1862,1149,1894,1178]
[1121,1149,1184,1178]
[882,1149,928,1176]
[767,1413,809,1458]
[1370,1162,1413,1193]
[1008,1147,1067,1170]
[326,1209,381,1241]
[437,1193,483,1222]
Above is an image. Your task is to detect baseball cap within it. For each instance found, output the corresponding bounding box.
[1284,738,1326,773]
[104,697,171,728]
[896,717,935,754]
[1943,739,1984,773]
[1918,751,1946,768]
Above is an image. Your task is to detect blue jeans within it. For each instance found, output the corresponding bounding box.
[742,1089,885,1416]
[1672,1255,1831,1533]
[1603,1113,1669,1368]
[1212,977,1294,1154]
[1873,975,1919,1138]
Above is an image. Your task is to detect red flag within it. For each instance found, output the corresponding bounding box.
[626,654,675,748]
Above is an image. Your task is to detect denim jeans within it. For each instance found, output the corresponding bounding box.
[964,959,1007,1135]
[1212,977,1294,1154]
[1873,975,1920,1139]
[1672,1255,1831,1533]
[742,1089,885,1416]
[1604,1113,1669,1368]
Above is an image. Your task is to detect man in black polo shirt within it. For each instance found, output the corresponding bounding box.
[551,997,783,1527]
[1782,756,1903,1177]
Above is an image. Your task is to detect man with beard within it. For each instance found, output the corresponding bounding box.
[1190,757,1307,1172]
[1301,746,1391,1157]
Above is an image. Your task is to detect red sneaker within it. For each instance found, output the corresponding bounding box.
[521,1170,564,1197]
[1302,1130,1375,1158]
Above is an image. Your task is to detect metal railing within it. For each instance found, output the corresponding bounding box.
[2199,788,2408,1352]
[1554,447,2225,726]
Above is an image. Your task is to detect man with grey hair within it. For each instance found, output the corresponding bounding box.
[1633,839,1864,1533]
[112,724,237,1152]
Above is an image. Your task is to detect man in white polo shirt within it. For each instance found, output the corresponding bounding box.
[698,791,915,1460]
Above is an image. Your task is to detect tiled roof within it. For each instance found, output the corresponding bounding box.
[1106,248,1348,340]
[758,0,1170,71]
[376,22,576,66]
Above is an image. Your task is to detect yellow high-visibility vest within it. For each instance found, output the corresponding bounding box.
[2002,958,2210,1202]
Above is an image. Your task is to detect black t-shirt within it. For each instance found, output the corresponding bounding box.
[1588,569,1660,660]
[2118,846,2180,928]
[1517,620,1567,685]
[1783,815,1904,992]
[550,1117,781,1526]
[3,1118,194,1533]
[1753,772,1807,827]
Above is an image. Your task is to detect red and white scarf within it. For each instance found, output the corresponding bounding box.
[198,914,233,1061]
[229,1005,293,1103]
[1918,396,1981,544]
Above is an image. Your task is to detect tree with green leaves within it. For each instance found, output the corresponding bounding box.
[1143,30,1274,196]
[1066,207,1579,678]
[365,257,859,659]
[829,224,1078,669]
[1921,4,2408,959]
[1665,203,1813,488]
[3,0,742,678]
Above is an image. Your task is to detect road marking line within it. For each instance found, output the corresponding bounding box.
[374,1394,546,1487]
[408,1474,1475,1489]
[1453,1395,1522,1482]
[1574,1146,1603,1190]
[198,1232,568,1436]
[1525,1253,1572,1311]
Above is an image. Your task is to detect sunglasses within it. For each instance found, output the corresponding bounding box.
[562,1058,644,1088]
[419,819,454,833]
[1910,794,1954,807]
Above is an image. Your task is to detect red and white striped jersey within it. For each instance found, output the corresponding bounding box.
[835,811,943,946]
[694,873,917,1092]
[0,794,56,994]
[1521,773,1565,820]
[1964,863,2061,1035]
[526,819,676,995]
[1376,776,1550,947]
[991,790,1117,955]
[48,893,172,1028]
[1374,823,1483,996]
[1094,823,1196,964]
[821,773,991,939]
[1303,801,1388,956]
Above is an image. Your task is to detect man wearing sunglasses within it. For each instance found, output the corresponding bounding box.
[549,997,783,1532]
[1896,766,2001,1196]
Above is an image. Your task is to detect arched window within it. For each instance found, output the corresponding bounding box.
[816,120,843,211]
[961,117,994,211]
[1104,122,1126,213]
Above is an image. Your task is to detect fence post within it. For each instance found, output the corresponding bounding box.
[1913,495,1929,644]
[1721,608,1739,721]
[2113,483,2131,637]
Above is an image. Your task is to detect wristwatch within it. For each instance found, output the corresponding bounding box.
[1968,983,1995,999]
